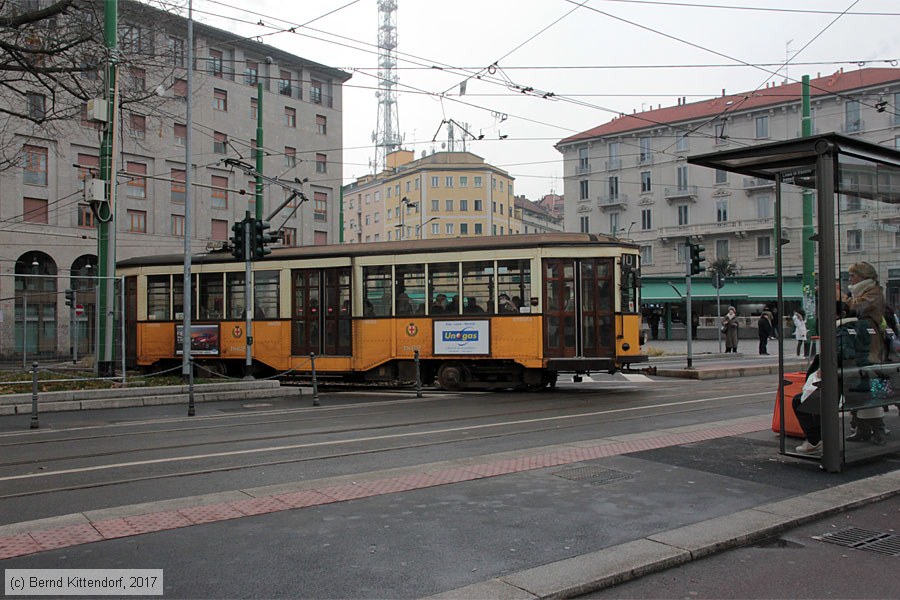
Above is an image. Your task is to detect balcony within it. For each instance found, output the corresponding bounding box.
[663,185,698,202]
[278,81,297,98]
[743,177,775,193]
[310,89,334,108]
[657,217,775,241]
[637,154,654,166]
[842,119,865,134]
[605,158,621,171]
[598,193,628,210]
[576,163,591,175]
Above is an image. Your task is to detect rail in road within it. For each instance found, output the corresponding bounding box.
[0,375,780,559]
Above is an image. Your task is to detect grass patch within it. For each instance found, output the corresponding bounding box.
[0,371,209,395]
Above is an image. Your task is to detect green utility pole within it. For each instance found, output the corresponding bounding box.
[96,0,118,377]
[801,75,817,339]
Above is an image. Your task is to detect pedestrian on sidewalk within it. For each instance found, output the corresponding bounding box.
[758,311,774,355]
[722,306,739,353]
[793,309,809,357]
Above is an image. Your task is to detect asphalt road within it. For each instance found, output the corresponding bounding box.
[1,373,897,598]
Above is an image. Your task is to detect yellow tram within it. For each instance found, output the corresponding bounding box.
[118,233,647,390]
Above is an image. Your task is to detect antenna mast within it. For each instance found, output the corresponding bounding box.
[374,0,401,172]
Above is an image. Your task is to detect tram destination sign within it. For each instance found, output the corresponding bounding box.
[433,320,490,355]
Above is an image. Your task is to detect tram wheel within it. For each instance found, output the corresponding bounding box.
[437,362,465,391]
[523,368,548,392]
[203,360,228,378]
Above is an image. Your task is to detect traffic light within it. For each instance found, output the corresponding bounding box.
[230,219,246,261]
[64,289,74,307]
[689,242,706,276]
[251,219,277,260]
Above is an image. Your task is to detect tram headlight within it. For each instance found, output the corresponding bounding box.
[622,342,631,351]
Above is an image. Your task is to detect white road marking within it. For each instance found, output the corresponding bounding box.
[0,391,772,483]
[620,373,653,383]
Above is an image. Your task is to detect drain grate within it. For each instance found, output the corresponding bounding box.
[553,466,634,485]
[814,527,900,556]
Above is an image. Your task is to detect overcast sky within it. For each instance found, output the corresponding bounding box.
[189,0,900,200]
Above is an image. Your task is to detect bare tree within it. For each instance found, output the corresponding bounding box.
[0,0,186,169]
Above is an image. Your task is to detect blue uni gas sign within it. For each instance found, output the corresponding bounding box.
[434,320,490,355]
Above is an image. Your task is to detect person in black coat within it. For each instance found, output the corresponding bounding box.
[757,310,774,355]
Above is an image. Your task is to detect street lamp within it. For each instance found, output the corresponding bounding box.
[420,216,439,239]
[398,196,418,240]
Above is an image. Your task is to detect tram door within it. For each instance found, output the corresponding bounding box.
[543,258,614,357]
[291,267,351,356]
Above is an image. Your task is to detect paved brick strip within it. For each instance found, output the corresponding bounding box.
[0,417,769,560]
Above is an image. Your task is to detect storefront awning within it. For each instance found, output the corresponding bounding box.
[642,278,802,302]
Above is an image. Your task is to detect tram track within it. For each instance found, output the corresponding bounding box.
[0,382,712,467]
[0,391,771,501]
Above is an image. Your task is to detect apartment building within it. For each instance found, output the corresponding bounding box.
[0,0,349,357]
[342,150,519,243]
[556,67,900,317]
[515,196,563,234]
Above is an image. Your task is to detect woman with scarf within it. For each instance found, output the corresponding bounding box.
[837,262,888,445]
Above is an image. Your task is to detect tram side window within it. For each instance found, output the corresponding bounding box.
[462,261,494,314]
[363,266,392,316]
[199,273,224,320]
[226,273,246,319]
[395,264,425,316]
[147,275,170,320]
[254,271,279,319]
[173,276,197,320]
[428,262,459,315]
[497,260,530,313]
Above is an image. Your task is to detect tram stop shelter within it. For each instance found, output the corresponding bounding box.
[689,134,900,472]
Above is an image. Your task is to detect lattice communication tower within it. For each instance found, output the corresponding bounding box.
[373,0,401,172]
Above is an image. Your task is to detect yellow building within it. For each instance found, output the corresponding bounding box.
[342,151,520,243]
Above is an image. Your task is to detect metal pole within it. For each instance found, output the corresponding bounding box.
[182,0,195,382]
[255,82,263,220]
[801,74,817,342]
[22,294,27,371]
[188,357,195,416]
[685,239,693,369]
[72,289,78,364]
[310,353,320,406]
[120,277,126,384]
[414,349,422,398]
[30,362,39,429]
[97,0,118,377]
[716,284,722,354]
[816,143,840,473]
[244,213,253,378]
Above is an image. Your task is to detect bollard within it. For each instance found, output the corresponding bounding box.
[310,352,320,406]
[414,349,422,398]
[187,357,196,416]
[30,361,39,429]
